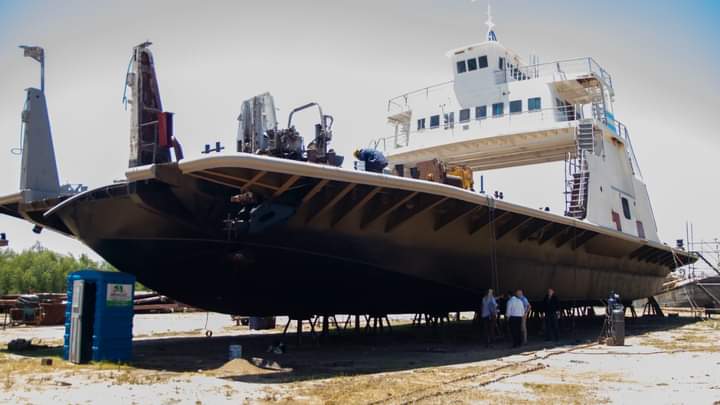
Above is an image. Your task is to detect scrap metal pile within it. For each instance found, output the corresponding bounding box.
[0,293,66,327]
[0,291,196,328]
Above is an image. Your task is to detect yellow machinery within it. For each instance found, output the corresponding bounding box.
[414,159,474,191]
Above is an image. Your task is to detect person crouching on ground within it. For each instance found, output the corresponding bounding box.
[506,290,525,348]
[543,288,560,342]
[518,289,531,345]
[481,289,498,347]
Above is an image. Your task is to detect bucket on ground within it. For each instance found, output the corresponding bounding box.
[229,344,243,359]
[63,270,135,364]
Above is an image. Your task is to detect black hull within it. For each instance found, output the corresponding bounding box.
[11,156,695,315]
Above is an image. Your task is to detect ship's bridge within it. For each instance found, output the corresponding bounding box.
[377,49,616,172]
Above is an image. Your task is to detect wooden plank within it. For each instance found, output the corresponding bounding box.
[495,215,531,240]
[331,186,382,227]
[538,223,565,246]
[572,231,597,250]
[433,202,479,232]
[555,228,582,248]
[301,179,329,205]
[517,218,549,243]
[306,183,356,223]
[273,175,301,197]
[361,191,418,229]
[469,210,507,236]
[385,196,447,233]
[205,169,278,190]
[241,170,267,191]
[188,172,246,191]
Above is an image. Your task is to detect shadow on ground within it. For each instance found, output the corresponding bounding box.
[0,315,699,384]
[118,315,699,384]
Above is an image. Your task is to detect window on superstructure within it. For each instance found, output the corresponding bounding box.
[621,197,631,220]
[457,60,467,74]
[492,103,504,117]
[528,97,541,111]
[444,112,455,128]
[476,106,487,119]
[510,100,522,114]
[499,57,505,70]
[430,115,440,129]
[459,108,470,123]
[417,118,426,131]
[478,55,488,69]
[467,58,477,71]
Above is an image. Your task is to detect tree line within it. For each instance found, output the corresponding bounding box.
[0,244,116,296]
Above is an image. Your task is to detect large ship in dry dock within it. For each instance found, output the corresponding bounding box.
[0,15,696,316]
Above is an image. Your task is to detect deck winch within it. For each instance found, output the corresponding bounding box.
[238,95,343,167]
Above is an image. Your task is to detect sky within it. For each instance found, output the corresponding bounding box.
[0,0,719,262]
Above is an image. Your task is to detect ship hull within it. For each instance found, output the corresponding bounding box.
[21,154,692,315]
[654,277,720,309]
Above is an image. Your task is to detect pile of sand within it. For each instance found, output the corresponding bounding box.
[210,357,289,377]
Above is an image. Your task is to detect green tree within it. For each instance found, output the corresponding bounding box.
[0,244,126,295]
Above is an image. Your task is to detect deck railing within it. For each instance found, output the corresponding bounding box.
[387,57,613,114]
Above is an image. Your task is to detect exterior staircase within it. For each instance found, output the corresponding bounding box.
[565,120,595,219]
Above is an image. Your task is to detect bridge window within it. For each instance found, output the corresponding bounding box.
[621,197,631,219]
[510,100,522,114]
[430,115,440,128]
[528,97,541,111]
[492,102,504,117]
[476,105,487,119]
[467,58,477,71]
[478,55,488,69]
[417,118,426,131]
[457,60,467,74]
[459,108,471,123]
[499,57,505,70]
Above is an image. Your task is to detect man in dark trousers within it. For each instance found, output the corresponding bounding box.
[354,148,388,173]
[505,289,525,348]
[543,288,560,342]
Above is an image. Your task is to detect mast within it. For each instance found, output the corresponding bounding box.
[125,42,173,168]
[17,45,61,202]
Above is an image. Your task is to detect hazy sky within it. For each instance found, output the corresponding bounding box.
[1,0,719,260]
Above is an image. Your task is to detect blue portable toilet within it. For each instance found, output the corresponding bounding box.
[63,270,135,364]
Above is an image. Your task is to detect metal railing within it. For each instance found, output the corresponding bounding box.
[498,57,613,91]
[613,120,643,179]
[387,80,453,113]
[372,104,581,151]
[387,57,613,114]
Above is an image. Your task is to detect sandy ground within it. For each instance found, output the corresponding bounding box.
[1,313,718,404]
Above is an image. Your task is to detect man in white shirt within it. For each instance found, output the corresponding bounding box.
[505,289,525,348]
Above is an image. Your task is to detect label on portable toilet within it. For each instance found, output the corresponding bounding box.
[106,283,133,307]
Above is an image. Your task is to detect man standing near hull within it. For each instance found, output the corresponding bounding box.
[543,288,560,342]
[506,290,525,348]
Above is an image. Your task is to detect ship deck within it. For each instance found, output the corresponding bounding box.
[125,153,693,272]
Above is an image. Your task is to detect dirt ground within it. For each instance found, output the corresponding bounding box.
[1,312,718,404]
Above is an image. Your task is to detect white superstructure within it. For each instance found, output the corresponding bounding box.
[374,7,658,242]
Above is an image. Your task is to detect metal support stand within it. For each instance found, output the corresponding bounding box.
[642,296,664,317]
[365,314,392,335]
[311,315,340,339]
[282,315,316,345]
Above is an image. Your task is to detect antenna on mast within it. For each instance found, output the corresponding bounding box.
[485,3,497,42]
[19,45,45,92]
